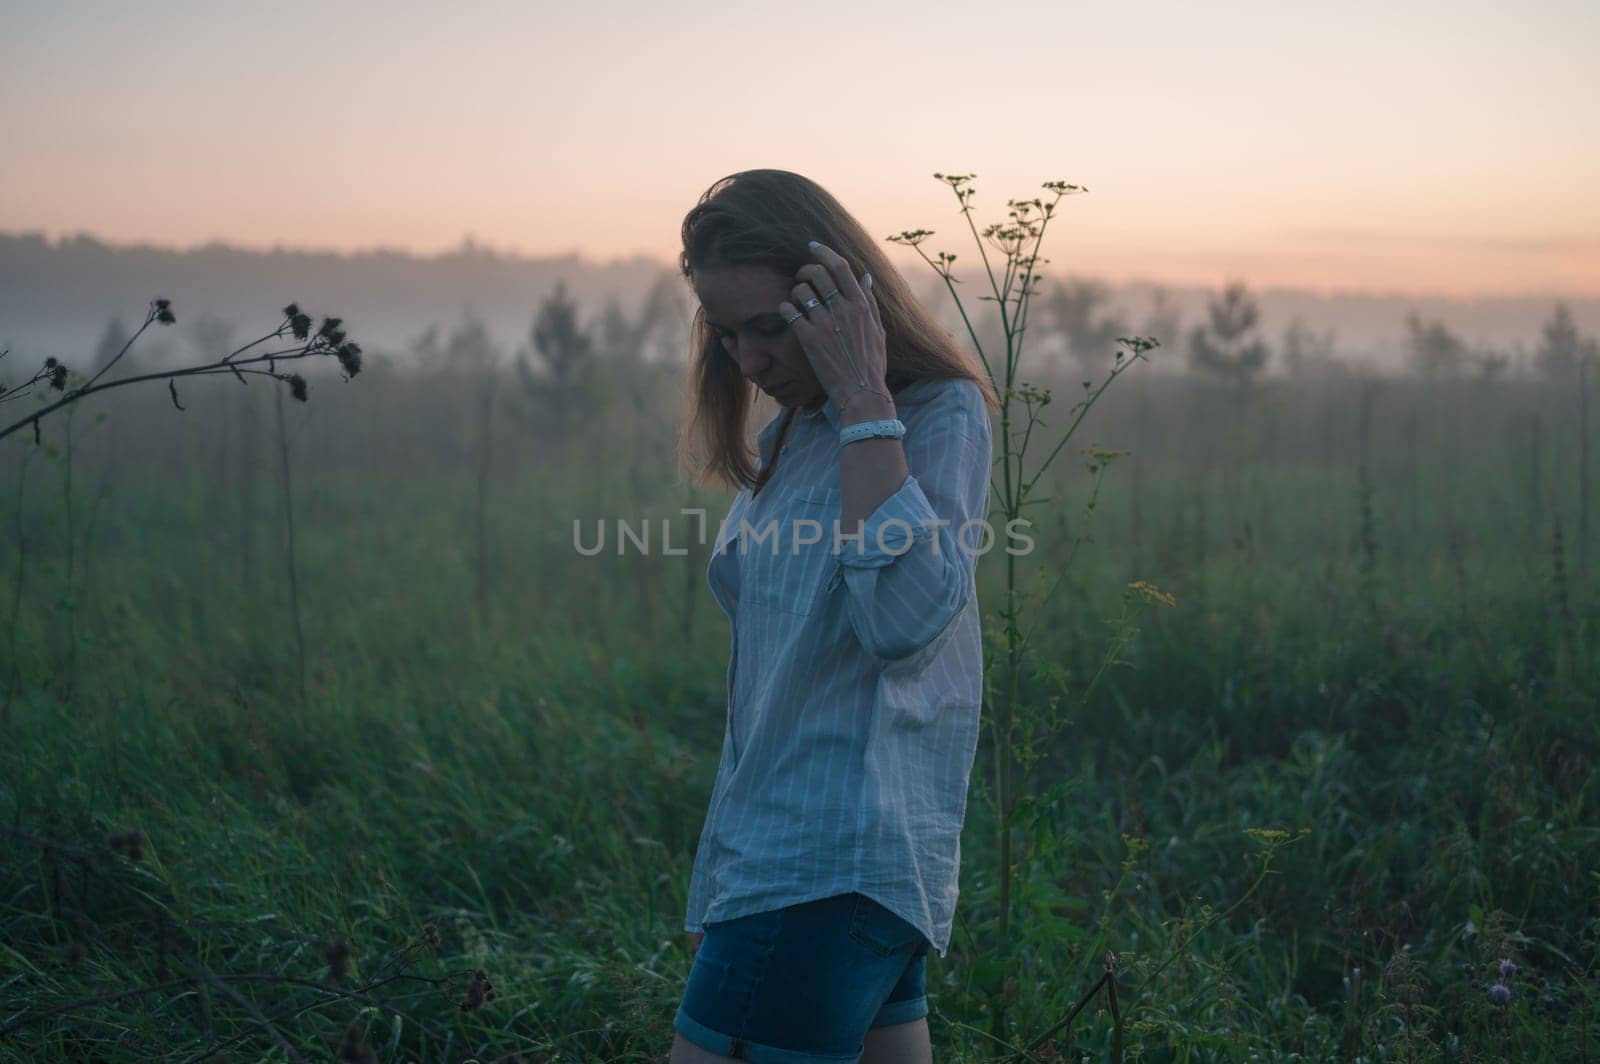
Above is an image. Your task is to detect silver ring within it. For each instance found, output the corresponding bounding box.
[822,288,841,303]
[802,297,822,310]
[783,310,804,325]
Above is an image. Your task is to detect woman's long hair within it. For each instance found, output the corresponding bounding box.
[676,169,998,495]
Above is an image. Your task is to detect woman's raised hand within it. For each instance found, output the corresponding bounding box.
[779,242,892,416]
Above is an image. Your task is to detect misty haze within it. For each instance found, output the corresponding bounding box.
[3,2,1597,1059]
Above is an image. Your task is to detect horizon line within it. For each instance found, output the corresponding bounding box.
[4,226,1598,306]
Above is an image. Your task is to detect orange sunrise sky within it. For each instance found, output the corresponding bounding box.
[4,0,1597,298]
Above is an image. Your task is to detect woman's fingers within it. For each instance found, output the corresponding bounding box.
[806,242,865,304]
[790,276,826,310]
[861,272,883,333]
[796,263,844,306]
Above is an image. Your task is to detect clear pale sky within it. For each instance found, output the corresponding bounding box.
[4,0,1596,297]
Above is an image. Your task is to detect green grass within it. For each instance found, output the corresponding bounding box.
[1,371,1596,1061]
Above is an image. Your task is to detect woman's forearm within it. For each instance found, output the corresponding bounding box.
[837,393,909,534]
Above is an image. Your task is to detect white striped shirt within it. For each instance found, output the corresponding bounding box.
[683,375,992,959]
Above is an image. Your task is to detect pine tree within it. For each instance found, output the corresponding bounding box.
[1188,280,1270,393]
[1535,303,1597,386]
[516,281,598,441]
[1404,312,1469,377]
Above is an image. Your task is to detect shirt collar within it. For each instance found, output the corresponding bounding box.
[759,395,839,452]
[797,395,840,431]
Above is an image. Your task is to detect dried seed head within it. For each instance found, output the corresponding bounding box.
[336,342,363,379]
[288,374,308,401]
[324,939,352,980]
[318,316,344,339]
[458,968,496,1012]
[291,312,312,341]
[336,1023,377,1064]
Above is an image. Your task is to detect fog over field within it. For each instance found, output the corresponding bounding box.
[6,0,1599,1055]
[4,230,1597,380]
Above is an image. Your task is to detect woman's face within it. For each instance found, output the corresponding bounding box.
[693,261,827,410]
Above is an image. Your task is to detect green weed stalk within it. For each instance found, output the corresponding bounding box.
[891,172,1166,1042]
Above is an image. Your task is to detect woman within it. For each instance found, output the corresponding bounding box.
[672,169,998,1064]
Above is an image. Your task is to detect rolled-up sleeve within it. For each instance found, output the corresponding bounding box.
[835,393,992,662]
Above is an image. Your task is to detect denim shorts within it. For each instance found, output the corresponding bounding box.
[673,892,932,1063]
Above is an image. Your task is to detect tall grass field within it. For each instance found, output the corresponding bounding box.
[2,332,1596,1061]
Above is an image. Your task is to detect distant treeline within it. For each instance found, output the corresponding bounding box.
[2,230,1597,381]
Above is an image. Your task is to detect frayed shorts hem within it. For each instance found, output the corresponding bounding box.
[673,999,928,1063]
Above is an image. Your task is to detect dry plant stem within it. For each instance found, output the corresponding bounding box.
[0,978,199,1033]
[75,315,156,396]
[273,382,308,705]
[1010,967,1114,1062]
[57,406,80,697]
[76,433,119,652]
[1014,842,1287,1063]
[232,383,262,596]
[3,446,38,726]
[0,327,331,444]
[172,945,307,1064]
